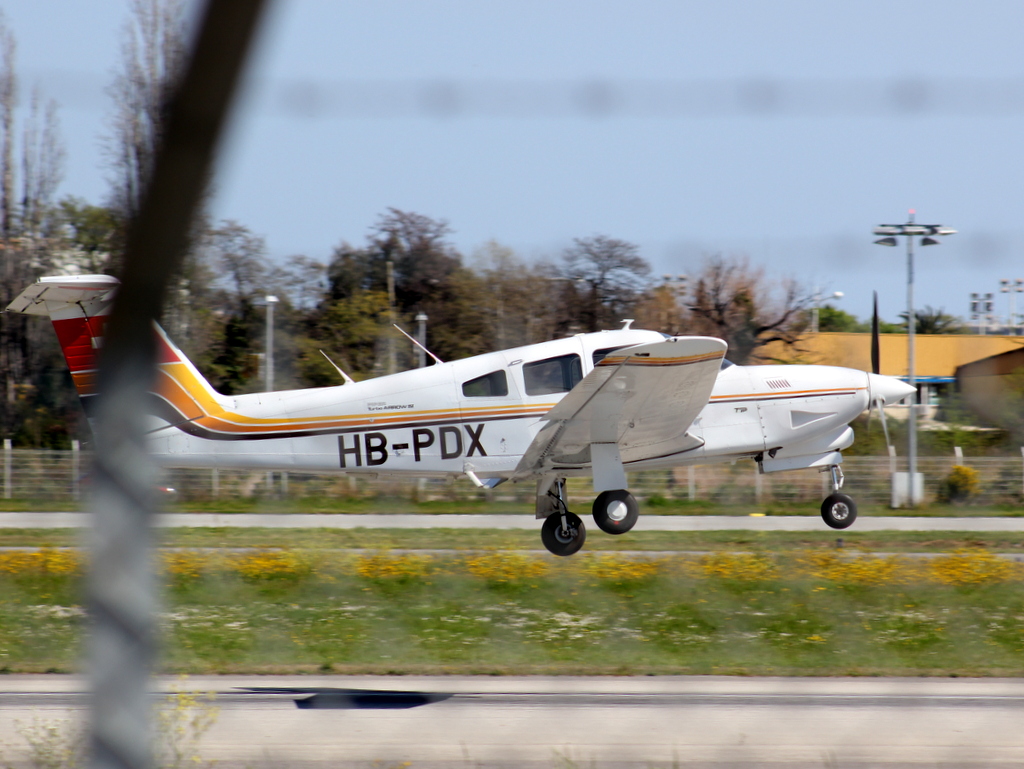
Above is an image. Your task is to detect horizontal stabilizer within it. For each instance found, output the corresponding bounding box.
[6,275,119,317]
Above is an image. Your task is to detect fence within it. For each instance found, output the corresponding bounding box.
[3,445,1024,507]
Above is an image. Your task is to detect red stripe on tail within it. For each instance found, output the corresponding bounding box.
[52,316,107,375]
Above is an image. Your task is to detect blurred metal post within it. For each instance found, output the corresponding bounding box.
[72,439,81,500]
[87,3,269,769]
[2,442,9,501]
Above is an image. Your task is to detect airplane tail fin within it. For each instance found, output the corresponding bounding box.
[6,275,227,420]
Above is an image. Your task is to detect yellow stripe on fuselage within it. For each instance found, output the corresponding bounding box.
[155,362,556,437]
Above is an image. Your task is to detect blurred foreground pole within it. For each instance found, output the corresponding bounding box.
[88,2,269,768]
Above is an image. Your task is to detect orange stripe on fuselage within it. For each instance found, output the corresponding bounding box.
[709,387,866,402]
[154,362,556,438]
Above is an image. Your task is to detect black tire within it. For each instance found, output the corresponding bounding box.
[821,493,857,529]
[541,511,587,556]
[592,490,639,534]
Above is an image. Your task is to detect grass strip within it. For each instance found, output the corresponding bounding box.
[4,527,1024,553]
[2,495,1023,517]
[1,548,1023,677]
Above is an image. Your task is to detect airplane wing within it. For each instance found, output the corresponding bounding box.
[513,336,727,484]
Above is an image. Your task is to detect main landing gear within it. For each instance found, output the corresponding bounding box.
[539,480,639,556]
[820,464,857,530]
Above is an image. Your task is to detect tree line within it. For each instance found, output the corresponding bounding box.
[0,3,955,447]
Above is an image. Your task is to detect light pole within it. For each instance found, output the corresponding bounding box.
[969,293,995,334]
[415,312,428,368]
[263,295,278,391]
[1000,279,1023,334]
[873,211,956,506]
[811,288,844,333]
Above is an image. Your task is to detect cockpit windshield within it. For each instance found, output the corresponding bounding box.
[720,359,735,370]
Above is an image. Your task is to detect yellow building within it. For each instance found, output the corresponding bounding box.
[761,332,1024,414]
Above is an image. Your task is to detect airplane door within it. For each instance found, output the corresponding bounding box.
[696,368,766,457]
[757,399,790,452]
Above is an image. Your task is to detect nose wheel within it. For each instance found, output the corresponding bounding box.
[820,464,857,529]
[821,493,857,529]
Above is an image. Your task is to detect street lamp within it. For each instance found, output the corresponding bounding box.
[811,288,844,333]
[415,312,428,368]
[262,295,278,391]
[873,211,956,506]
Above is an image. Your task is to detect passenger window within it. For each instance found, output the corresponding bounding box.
[523,354,583,395]
[593,346,629,366]
[462,370,509,397]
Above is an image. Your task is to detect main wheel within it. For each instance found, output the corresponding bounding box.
[541,511,587,556]
[821,493,857,529]
[592,490,639,534]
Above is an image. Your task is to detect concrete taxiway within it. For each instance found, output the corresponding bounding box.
[2,675,1023,767]
[2,512,1024,531]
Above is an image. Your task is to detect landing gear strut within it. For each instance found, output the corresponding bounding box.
[540,479,586,556]
[820,464,857,529]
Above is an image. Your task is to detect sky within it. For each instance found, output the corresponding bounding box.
[6,0,1024,328]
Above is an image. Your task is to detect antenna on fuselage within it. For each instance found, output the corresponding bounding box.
[319,350,356,384]
[620,319,635,330]
[393,324,444,364]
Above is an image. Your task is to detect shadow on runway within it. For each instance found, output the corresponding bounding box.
[240,687,453,710]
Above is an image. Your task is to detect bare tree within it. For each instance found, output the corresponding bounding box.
[20,91,65,237]
[206,220,268,307]
[0,12,14,240]
[0,14,74,443]
[105,0,186,221]
[560,235,651,332]
[687,255,809,364]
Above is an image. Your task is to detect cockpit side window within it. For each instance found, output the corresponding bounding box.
[592,346,630,366]
[462,370,509,397]
[720,358,735,370]
[523,354,583,395]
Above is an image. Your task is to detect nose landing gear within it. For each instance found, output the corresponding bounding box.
[820,464,857,529]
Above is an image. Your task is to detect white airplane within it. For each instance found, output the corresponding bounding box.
[8,274,914,555]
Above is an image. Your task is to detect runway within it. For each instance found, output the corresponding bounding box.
[2,512,1024,531]
[2,675,1023,767]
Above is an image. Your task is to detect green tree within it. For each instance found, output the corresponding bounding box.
[298,291,391,385]
[817,305,868,333]
[897,306,967,334]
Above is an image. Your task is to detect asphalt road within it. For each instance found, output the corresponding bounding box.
[1,512,1024,531]
[2,675,1023,767]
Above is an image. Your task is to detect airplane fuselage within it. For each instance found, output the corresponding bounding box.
[148,327,869,482]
